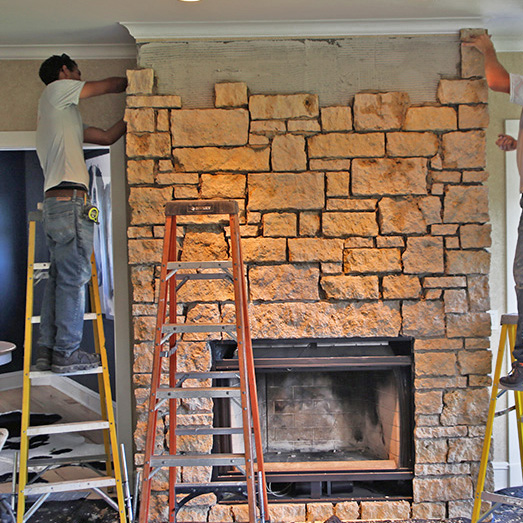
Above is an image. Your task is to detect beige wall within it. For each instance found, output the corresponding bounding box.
[0,58,136,132]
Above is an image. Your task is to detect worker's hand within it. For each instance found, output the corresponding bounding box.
[496,134,518,151]
[462,34,495,55]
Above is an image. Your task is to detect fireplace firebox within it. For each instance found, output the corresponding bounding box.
[210,337,414,501]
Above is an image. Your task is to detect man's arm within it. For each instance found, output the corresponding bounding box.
[463,34,510,93]
[84,119,126,146]
[80,77,127,99]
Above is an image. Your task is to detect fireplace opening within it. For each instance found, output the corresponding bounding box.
[210,337,414,501]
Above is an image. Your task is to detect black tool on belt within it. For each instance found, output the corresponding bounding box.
[84,204,100,223]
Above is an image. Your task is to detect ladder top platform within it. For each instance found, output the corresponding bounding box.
[501,313,518,325]
[165,200,239,216]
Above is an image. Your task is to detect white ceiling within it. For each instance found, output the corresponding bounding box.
[3,0,523,59]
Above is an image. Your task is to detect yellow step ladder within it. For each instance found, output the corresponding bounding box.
[138,200,270,523]
[16,209,129,523]
[472,313,523,522]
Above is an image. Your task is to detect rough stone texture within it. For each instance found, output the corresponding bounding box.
[353,91,410,130]
[322,211,378,237]
[321,106,353,131]
[200,173,246,199]
[171,108,249,147]
[127,68,155,95]
[468,275,490,312]
[334,501,359,520]
[460,223,491,249]
[437,79,488,104]
[378,197,440,235]
[214,81,248,107]
[128,159,155,185]
[129,186,173,225]
[310,158,351,171]
[360,500,411,520]
[127,133,171,158]
[413,476,473,503]
[448,437,484,463]
[263,213,297,237]
[446,250,490,275]
[299,212,321,236]
[387,132,439,157]
[460,29,488,79]
[402,300,445,337]
[411,502,446,519]
[404,106,457,131]
[250,120,286,135]
[321,275,379,300]
[308,132,384,158]
[249,93,319,119]
[249,172,324,210]
[444,289,468,313]
[266,503,306,523]
[306,503,334,522]
[287,119,321,133]
[382,274,421,299]
[343,248,401,274]
[127,95,181,108]
[441,388,489,426]
[415,351,457,377]
[447,312,491,339]
[403,236,444,274]
[208,504,234,522]
[459,104,489,129]
[272,134,307,171]
[352,158,428,196]
[442,131,486,169]
[289,238,344,262]
[125,108,155,133]
[241,237,287,262]
[326,171,350,197]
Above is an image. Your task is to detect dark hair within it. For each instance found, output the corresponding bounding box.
[39,53,78,85]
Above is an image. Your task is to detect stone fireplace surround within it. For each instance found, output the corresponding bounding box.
[128,29,492,522]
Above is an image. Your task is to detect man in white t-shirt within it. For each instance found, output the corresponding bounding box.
[465,34,523,388]
[35,53,127,373]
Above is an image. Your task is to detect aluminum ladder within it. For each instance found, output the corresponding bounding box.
[138,200,270,523]
[472,313,523,522]
[17,209,129,523]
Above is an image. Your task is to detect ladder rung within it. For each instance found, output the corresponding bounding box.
[28,453,107,467]
[23,476,116,495]
[482,491,523,509]
[150,453,246,467]
[33,263,50,270]
[162,323,237,334]
[26,420,109,436]
[31,312,97,324]
[168,261,232,270]
[156,387,241,399]
[175,371,240,380]
[30,367,103,378]
[175,426,245,436]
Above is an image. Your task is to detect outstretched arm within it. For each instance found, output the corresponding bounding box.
[463,34,510,93]
[84,119,126,146]
[80,77,127,99]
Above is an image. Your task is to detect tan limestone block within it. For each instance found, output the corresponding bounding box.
[249,264,320,301]
[448,437,484,463]
[214,82,248,107]
[249,300,401,338]
[322,211,378,237]
[404,106,457,131]
[377,236,405,248]
[250,120,286,135]
[353,91,410,130]
[446,250,490,275]
[441,387,489,425]
[447,312,491,338]
[208,504,233,522]
[173,146,270,172]
[411,503,446,520]
[402,300,445,337]
[432,170,461,184]
[271,134,307,171]
[127,226,153,239]
[326,171,349,197]
[299,211,321,236]
[310,158,351,171]
[156,109,169,132]
[321,106,353,131]
[200,173,246,199]
[448,501,477,520]
[174,186,198,199]
[321,262,343,274]
[334,501,359,520]
[180,229,229,261]
[263,212,297,237]
[386,132,439,157]
[267,504,306,523]
[466,337,491,350]
[431,153,444,170]
[176,505,212,522]
[230,504,256,523]
[176,278,234,304]
[306,502,334,521]
[156,172,199,186]
[287,119,321,134]
[129,186,173,225]
[413,476,473,503]
[431,224,459,236]
[458,350,492,376]
[127,68,154,95]
[289,238,343,262]
[431,182,445,196]
[127,95,181,108]
[437,79,488,104]
[133,342,153,373]
[442,130,486,168]
[460,28,488,78]
[320,275,379,299]
[127,159,155,185]
[423,276,467,288]
[133,315,155,342]
[444,289,468,313]
[344,237,373,248]
[403,236,444,274]
[460,223,491,248]
[378,198,429,235]
[382,274,421,299]
[360,501,411,520]
[308,132,384,158]
[128,238,163,264]
[468,275,490,312]
[249,93,319,120]
[352,158,428,196]
[248,172,324,210]
[415,337,463,350]
[425,289,442,300]
[415,351,457,376]
[126,132,171,158]
[249,133,270,147]
[124,108,155,133]
[131,266,155,302]
[171,108,249,147]
[459,104,489,129]
[327,199,378,211]
[241,237,287,262]
[463,170,489,183]
[343,248,401,273]
[444,185,489,224]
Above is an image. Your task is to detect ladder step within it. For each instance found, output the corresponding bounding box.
[150,453,246,467]
[28,453,107,467]
[162,323,237,334]
[26,420,109,436]
[156,387,241,399]
[482,491,523,509]
[30,367,103,378]
[23,476,116,495]
[176,426,245,436]
[168,261,232,270]
[31,312,98,324]
[176,371,240,380]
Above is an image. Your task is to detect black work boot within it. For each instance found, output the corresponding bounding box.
[51,349,101,373]
[34,347,52,371]
[499,361,523,390]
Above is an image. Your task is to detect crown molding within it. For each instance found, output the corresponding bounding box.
[0,44,137,60]
[491,35,523,53]
[121,17,484,41]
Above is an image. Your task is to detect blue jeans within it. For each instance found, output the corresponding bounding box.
[39,195,94,356]
[515,196,523,362]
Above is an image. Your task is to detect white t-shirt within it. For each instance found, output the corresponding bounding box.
[36,79,88,192]
[510,73,523,192]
